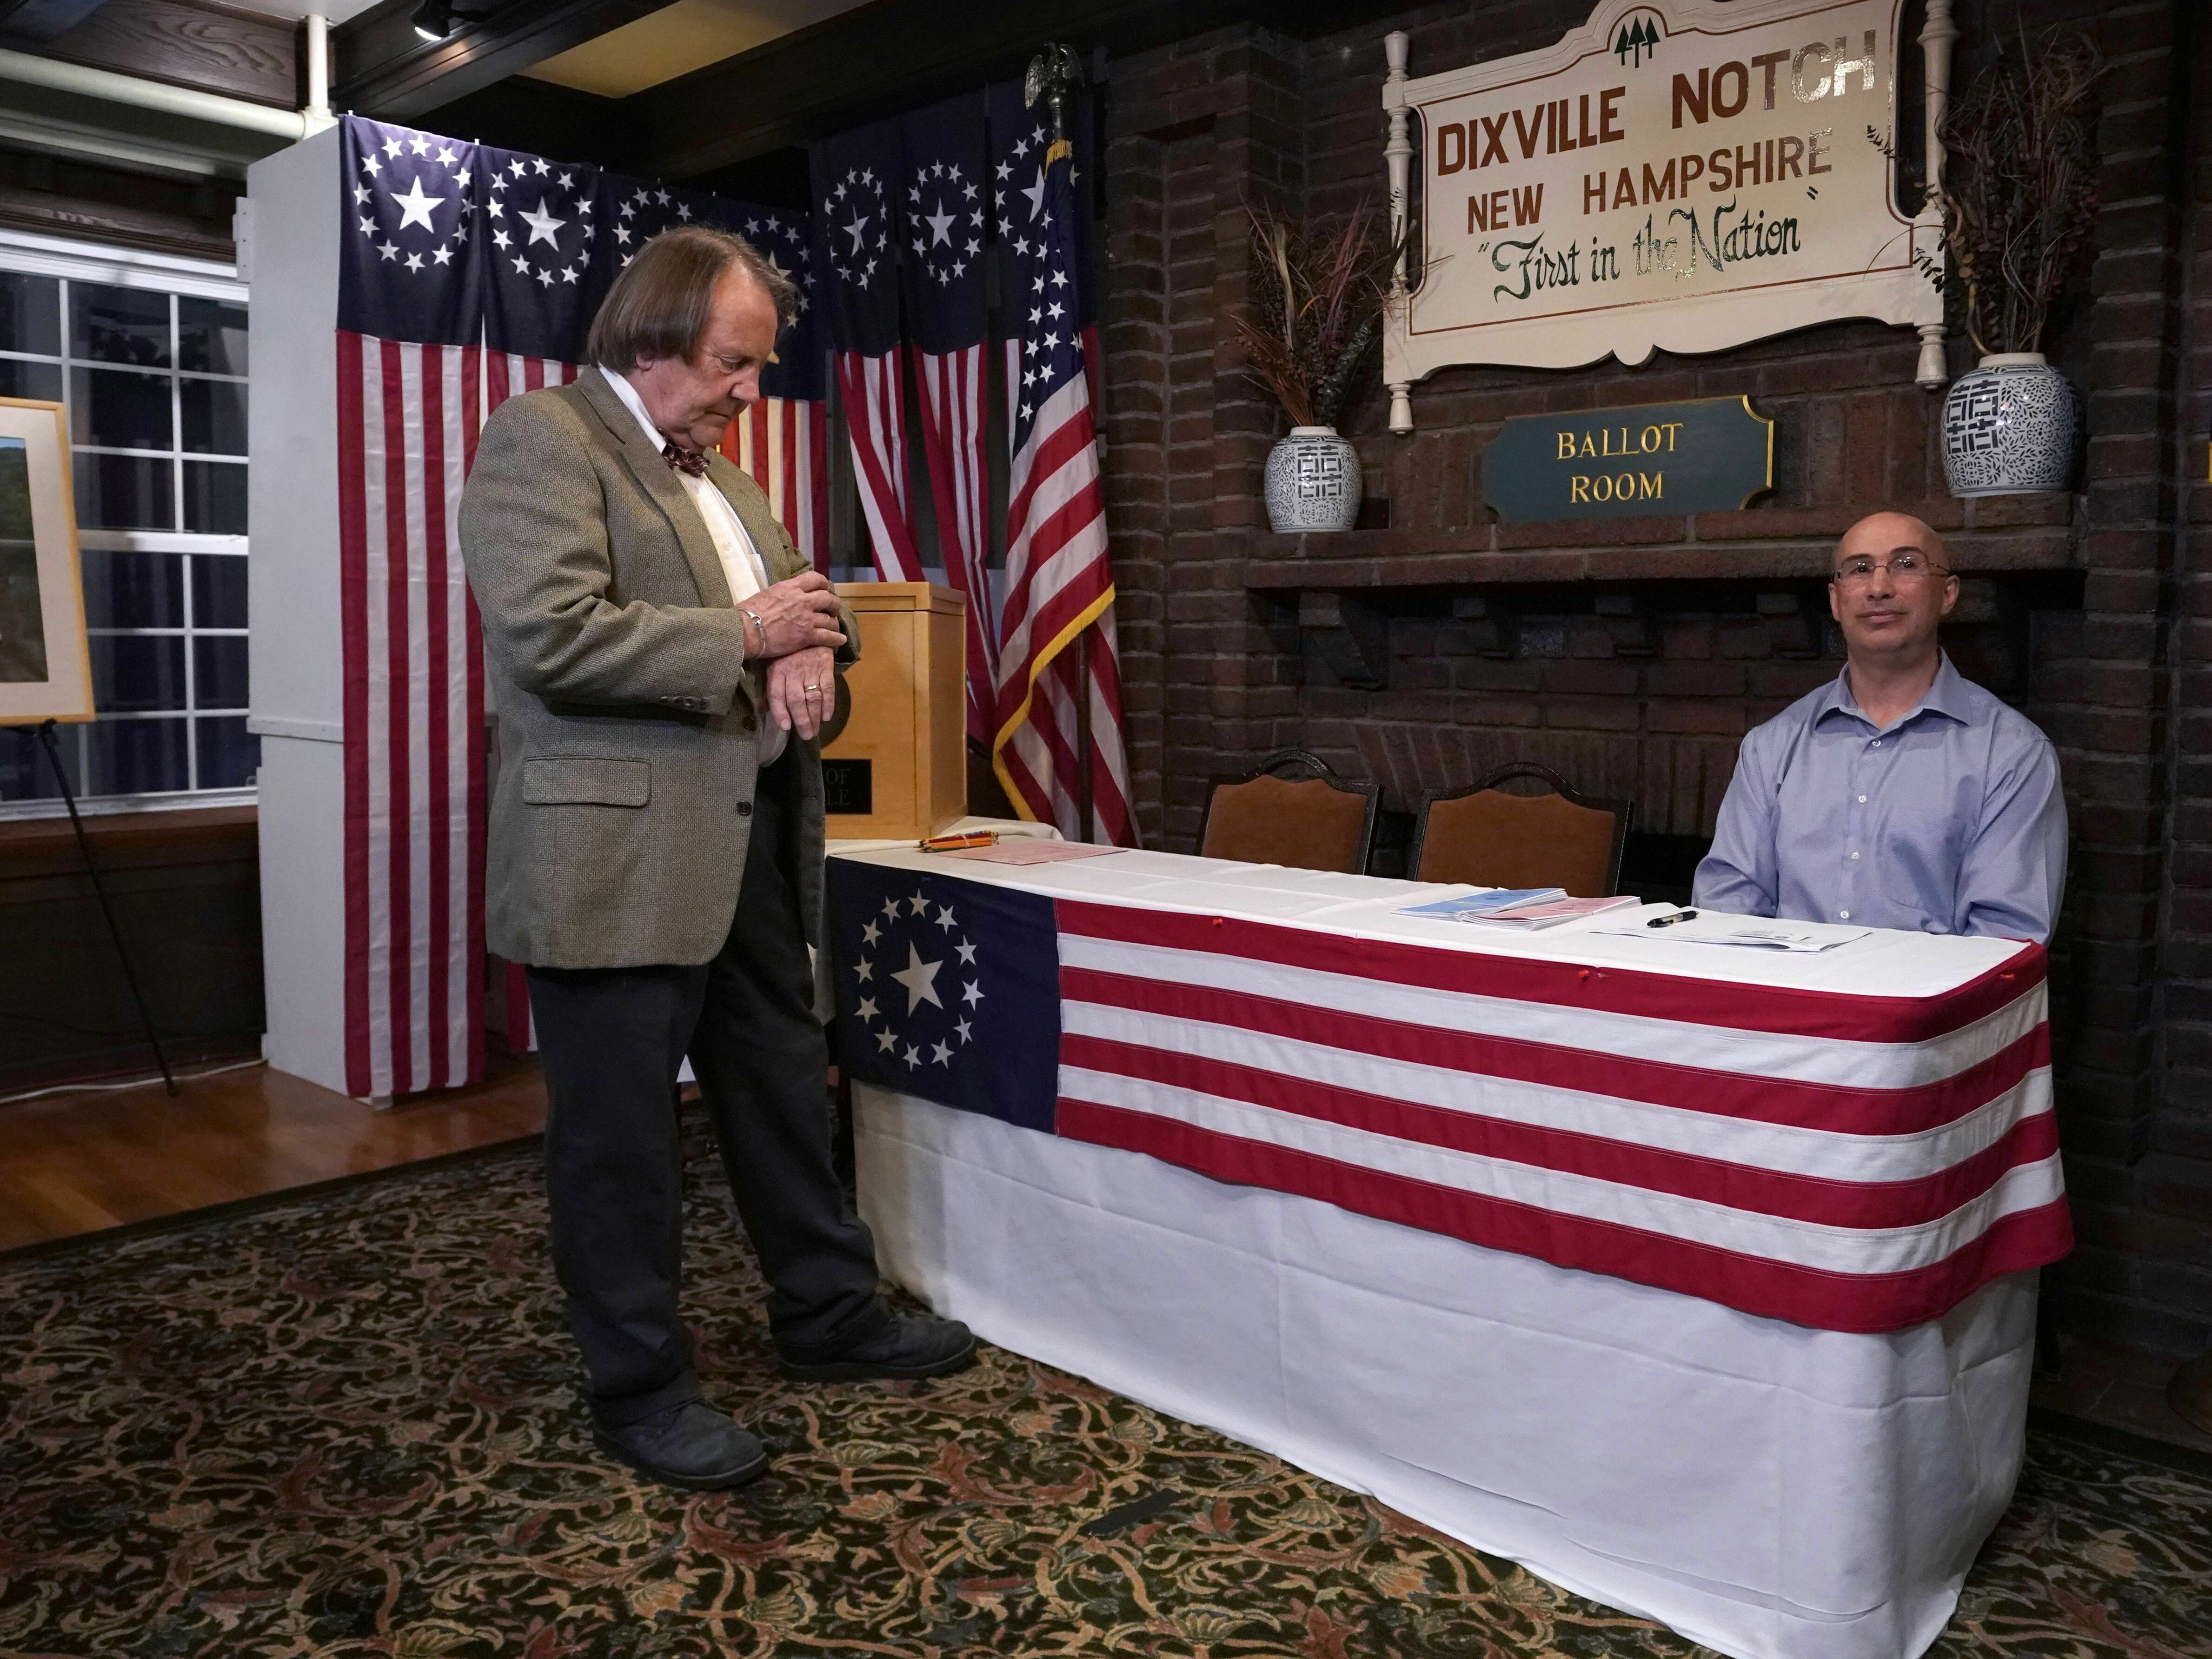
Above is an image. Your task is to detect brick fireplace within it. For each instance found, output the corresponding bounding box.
[1095,0,2212,1355]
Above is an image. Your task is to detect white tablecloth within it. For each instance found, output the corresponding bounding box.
[857,1085,2033,1659]
[831,836,2045,1659]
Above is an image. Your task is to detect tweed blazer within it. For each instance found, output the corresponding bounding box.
[459,366,857,970]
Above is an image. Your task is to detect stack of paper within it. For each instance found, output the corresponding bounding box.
[1397,888,1565,923]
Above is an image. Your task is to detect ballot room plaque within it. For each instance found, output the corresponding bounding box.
[824,582,966,841]
[1482,395,1774,521]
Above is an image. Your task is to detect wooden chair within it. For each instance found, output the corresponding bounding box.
[1199,748,1380,874]
[1410,763,1633,898]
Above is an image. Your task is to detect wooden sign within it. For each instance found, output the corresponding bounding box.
[1481,396,1773,522]
[1380,0,1952,432]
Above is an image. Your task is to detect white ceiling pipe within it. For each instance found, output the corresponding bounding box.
[0,45,309,140]
[304,12,332,127]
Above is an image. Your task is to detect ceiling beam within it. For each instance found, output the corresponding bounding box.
[613,0,1415,179]
[332,0,674,122]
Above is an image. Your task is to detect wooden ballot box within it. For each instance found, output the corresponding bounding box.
[824,581,966,840]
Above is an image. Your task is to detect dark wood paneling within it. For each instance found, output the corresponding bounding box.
[0,806,264,1093]
[0,145,241,260]
[333,0,674,123]
[39,0,298,109]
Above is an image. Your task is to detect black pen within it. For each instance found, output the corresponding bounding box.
[1647,908,1699,929]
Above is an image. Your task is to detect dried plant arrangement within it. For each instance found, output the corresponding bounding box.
[1229,199,1400,429]
[1935,27,2103,358]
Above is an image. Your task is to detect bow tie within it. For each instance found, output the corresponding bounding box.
[662,442,710,477]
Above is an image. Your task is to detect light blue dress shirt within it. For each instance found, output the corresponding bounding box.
[1693,655,2067,942]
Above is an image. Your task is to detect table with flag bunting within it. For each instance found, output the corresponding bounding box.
[828,845,2071,1334]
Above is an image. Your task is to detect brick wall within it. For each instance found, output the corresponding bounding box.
[1099,0,2212,1354]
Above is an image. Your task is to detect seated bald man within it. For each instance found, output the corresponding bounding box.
[1693,512,2067,942]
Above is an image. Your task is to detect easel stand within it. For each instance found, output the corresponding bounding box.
[34,719,178,1096]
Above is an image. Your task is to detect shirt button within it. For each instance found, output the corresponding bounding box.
[737,801,752,817]
[1850,852,1860,860]
[1858,795,1867,804]
[1840,910,1851,919]
[1871,740,1881,748]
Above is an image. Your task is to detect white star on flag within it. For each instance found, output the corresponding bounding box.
[925,201,955,246]
[390,176,445,232]
[519,198,566,249]
[890,944,944,1014]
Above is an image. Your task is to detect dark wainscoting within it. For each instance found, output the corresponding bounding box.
[0,805,263,1094]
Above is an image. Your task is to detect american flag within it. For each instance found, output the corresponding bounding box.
[816,119,925,582]
[903,91,997,741]
[717,205,830,574]
[990,117,1133,845]
[335,117,824,1092]
[338,118,488,1097]
[830,855,2073,1334]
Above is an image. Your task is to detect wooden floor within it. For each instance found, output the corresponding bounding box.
[0,1050,547,1252]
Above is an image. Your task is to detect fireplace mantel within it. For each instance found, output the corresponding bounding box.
[1239,498,2079,595]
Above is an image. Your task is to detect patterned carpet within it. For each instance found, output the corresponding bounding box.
[2,1126,2209,1659]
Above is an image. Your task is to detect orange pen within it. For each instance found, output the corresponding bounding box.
[920,830,998,853]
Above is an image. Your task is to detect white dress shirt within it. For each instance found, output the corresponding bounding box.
[602,366,786,764]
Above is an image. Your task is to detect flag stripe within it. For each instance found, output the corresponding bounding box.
[336,331,372,1097]
[1060,966,2053,1134]
[1058,1096,2073,1335]
[839,351,925,581]
[1056,902,2046,1047]
[719,394,830,570]
[1061,1033,2057,1228]
[913,341,997,740]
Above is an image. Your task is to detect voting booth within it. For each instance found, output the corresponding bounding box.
[823,582,967,843]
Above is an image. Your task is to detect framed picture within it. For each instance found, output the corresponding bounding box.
[0,398,92,726]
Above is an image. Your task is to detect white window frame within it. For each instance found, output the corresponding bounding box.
[0,229,252,822]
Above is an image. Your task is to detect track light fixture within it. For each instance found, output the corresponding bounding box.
[411,0,490,42]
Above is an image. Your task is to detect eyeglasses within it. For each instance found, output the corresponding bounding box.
[1830,552,1950,587]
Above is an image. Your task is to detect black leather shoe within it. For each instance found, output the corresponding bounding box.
[778,1312,978,1382]
[591,1401,770,1491]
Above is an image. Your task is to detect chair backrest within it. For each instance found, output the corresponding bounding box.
[1200,749,1379,874]
[1411,763,1633,897]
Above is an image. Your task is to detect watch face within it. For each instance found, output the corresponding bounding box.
[819,668,852,747]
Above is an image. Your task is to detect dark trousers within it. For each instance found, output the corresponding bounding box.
[526,755,883,1426]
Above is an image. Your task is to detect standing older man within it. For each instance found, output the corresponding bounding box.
[1694,511,2067,941]
[461,227,971,1492]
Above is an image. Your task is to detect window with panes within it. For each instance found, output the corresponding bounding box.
[0,244,253,816]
